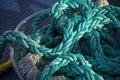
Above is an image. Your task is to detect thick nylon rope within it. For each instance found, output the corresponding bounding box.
[0,59,12,74]
[0,0,120,80]
[95,0,109,7]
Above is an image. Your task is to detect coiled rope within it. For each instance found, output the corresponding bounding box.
[0,0,120,80]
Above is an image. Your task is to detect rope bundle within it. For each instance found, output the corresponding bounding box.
[18,53,65,80]
[0,0,120,80]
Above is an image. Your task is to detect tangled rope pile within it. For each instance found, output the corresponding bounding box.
[0,0,120,80]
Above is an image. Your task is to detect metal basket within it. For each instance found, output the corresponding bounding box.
[9,9,50,80]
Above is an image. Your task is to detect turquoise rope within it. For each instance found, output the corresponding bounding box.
[0,0,120,80]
